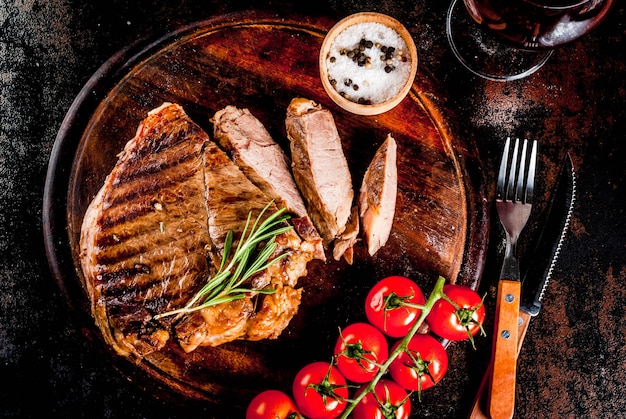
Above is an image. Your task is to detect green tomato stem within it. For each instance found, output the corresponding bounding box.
[338,275,447,418]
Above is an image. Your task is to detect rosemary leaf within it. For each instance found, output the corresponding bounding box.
[221,230,234,271]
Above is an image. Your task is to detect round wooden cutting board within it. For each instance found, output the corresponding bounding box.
[44,10,488,415]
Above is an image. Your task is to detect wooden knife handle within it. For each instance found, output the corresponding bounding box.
[468,309,532,419]
[487,280,521,419]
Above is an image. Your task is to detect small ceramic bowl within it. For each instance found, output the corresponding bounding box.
[319,12,418,116]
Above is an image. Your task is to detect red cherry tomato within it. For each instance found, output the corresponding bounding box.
[292,361,348,419]
[246,389,302,419]
[426,284,486,343]
[352,379,411,419]
[389,334,448,392]
[333,322,389,383]
[365,276,426,338]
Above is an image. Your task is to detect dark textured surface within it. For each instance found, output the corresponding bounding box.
[1,1,624,418]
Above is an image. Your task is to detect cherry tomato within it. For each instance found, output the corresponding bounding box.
[292,361,348,419]
[365,276,426,338]
[246,389,302,419]
[353,379,411,419]
[389,334,448,392]
[333,322,389,383]
[426,284,486,344]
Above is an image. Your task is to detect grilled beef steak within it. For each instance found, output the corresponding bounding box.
[80,103,315,358]
[212,105,325,261]
[285,98,356,260]
[359,134,397,256]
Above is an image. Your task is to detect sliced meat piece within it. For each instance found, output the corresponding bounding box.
[202,139,274,252]
[212,105,325,261]
[285,98,354,247]
[358,134,398,256]
[212,105,308,218]
[173,139,314,352]
[80,102,212,358]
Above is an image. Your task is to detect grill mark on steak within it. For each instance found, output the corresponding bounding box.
[95,226,204,266]
[103,165,198,215]
[97,244,209,296]
[113,142,198,185]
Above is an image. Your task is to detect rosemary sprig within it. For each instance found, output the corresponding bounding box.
[154,202,293,320]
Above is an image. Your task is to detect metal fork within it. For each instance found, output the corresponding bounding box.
[496,137,537,280]
[488,137,537,419]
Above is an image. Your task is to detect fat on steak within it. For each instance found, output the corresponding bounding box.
[358,134,398,256]
[80,102,315,358]
[212,105,325,261]
[285,98,356,260]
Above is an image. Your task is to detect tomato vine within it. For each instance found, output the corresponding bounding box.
[337,275,448,418]
[246,274,486,419]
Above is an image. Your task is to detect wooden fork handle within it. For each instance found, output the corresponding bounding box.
[487,280,521,419]
[468,309,532,419]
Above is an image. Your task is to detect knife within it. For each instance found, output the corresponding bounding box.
[468,154,576,419]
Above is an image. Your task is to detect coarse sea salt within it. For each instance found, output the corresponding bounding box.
[326,22,412,105]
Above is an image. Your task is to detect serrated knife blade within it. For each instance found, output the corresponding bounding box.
[520,154,576,317]
[469,153,576,419]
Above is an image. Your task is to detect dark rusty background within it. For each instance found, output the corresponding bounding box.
[1,0,624,418]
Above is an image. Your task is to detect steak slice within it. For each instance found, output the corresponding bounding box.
[174,140,312,352]
[80,103,211,357]
[285,98,355,256]
[81,102,315,358]
[358,134,398,256]
[213,105,308,218]
[212,105,325,261]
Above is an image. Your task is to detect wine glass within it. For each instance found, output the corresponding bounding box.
[446,0,616,81]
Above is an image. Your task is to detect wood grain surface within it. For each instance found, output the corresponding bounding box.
[46,10,488,412]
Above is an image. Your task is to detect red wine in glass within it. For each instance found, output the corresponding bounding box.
[446,0,615,80]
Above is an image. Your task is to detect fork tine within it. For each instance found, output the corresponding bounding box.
[525,140,537,204]
[515,139,528,203]
[506,138,520,202]
[496,137,511,200]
